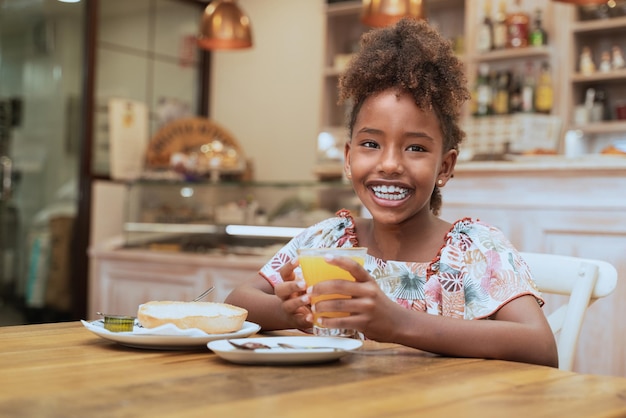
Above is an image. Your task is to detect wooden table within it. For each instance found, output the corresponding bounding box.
[2,322,626,417]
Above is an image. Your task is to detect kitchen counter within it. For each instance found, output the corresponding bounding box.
[455,155,626,175]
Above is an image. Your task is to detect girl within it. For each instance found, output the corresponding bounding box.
[225,18,558,368]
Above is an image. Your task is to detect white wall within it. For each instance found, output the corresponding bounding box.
[210,0,325,182]
[88,1,327,250]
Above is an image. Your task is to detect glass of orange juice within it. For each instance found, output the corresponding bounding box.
[297,247,367,338]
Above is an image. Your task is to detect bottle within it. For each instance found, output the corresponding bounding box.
[612,45,625,70]
[492,0,508,50]
[493,71,511,115]
[599,51,612,72]
[534,61,553,114]
[521,61,535,113]
[528,9,548,47]
[579,46,596,75]
[506,0,529,48]
[477,0,494,52]
[509,72,523,113]
[474,63,492,116]
[591,89,608,122]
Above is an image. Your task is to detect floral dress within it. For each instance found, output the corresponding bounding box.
[259,210,543,320]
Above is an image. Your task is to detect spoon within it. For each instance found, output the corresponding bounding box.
[277,342,343,352]
[228,340,271,350]
[227,340,343,352]
[191,286,215,302]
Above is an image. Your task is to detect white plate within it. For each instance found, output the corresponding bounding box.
[81,320,260,350]
[207,336,363,365]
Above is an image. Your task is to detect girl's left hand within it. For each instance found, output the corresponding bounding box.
[309,255,402,342]
[274,258,313,331]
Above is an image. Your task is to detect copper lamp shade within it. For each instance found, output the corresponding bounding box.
[198,0,253,50]
[361,0,426,27]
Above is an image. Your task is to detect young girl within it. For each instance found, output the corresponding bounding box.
[225,18,558,368]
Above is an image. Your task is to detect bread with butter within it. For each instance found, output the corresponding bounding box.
[137,301,248,334]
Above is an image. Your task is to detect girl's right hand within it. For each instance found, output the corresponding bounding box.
[273,258,313,331]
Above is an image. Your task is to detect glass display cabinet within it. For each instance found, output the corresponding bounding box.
[123,180,360,255]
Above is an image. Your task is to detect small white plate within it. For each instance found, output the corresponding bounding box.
[81,320,260,350]
[208,336,363,365]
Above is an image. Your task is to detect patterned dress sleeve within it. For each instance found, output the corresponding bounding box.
[440,218,543,320]
[258,211,358,287]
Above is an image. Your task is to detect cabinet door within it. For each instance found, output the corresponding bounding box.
[95,260,208,316]
[525,208,626,376]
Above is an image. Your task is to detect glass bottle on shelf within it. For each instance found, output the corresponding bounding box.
[534,61,553,114]
[492,0,508,50]
[521,61,535,113]
[591,88,608,122]
[493,71,511,115]
[474,63,492,117]
[506,0,529,49]
[528,8,547,47]
[599,51,612,72]
[612,45,625,70]
[477,0,494,53]
[509,72,523,113]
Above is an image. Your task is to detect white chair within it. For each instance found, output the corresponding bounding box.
[520,252,618,371]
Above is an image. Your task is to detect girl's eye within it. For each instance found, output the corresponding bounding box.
[407,144,426,152]
[361,140,379,149]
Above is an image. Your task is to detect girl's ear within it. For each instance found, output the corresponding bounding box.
[344,141,352,178]
[437,149,458,186]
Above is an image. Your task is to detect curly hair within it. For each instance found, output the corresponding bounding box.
[338,18,470,215]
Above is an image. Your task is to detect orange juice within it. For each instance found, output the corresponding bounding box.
[297,248,367,327]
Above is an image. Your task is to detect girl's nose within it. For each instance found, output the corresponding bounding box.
[377,148,404,175]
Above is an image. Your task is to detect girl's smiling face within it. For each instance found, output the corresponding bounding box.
[345,89,457,226]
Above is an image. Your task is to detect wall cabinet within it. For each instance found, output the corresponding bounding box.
[464,0,562,157]
[321,0,626,164]
[565,11,626,154]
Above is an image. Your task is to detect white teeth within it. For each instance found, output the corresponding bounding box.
[371,185,409,200]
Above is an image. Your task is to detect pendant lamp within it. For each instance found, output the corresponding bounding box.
[198,0,253,50]
[361,0,426,28]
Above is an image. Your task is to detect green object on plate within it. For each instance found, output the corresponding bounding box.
[103,315,135,332]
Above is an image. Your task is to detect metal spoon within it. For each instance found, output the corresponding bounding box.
[228,340,271,350]
[191,286,215,302]
[277,342,343,352]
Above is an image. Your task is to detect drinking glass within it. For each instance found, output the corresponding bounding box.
[297,247,367,338]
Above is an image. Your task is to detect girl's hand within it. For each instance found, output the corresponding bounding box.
[274,258,313,331]
[309,254,401,342]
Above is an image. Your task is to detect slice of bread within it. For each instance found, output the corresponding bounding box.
[137,301,248,334]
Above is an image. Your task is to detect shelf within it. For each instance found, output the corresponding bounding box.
[572,16,626,34]
[124,222,305,238]
[469,46,551,63]
[568,120,626,135]
[324,67,344,77]
[129,179,348,188]
[571,69,626,83]
[326,1,361,16]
